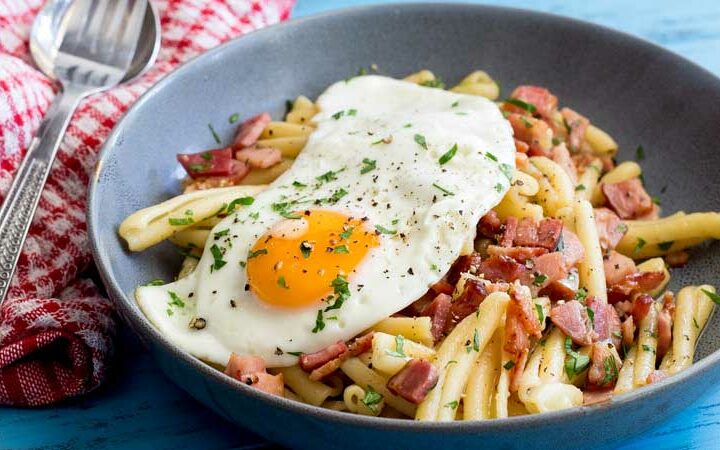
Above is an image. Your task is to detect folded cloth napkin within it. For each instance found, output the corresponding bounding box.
[0,0,294,407]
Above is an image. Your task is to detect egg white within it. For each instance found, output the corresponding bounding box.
[136,75,515,366]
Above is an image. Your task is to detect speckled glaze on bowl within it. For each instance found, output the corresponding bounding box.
[88,4,720,449]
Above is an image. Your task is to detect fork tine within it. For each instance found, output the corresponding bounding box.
[103,0,129,52]
[57,0,95,53]
[111,0,148,68]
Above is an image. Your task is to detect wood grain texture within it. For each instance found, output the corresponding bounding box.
[2,1,719,449]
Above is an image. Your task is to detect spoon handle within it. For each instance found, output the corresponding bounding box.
[0,85,86,306]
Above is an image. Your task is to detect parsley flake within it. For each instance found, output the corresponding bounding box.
[333,245,350,254]
[375,224,397,235]
[340,227,354,240]
[432,183,455,196]
[208,123,221,144]
[300,241,313,259]
[438,143,458,165]
[564,337,590,378]
[277,276,289,289]
[657,241,674,251]
[635,145,645,161]
[444,400,459,409]
[312,310,325,333]
[248,248,268,259]
[505,97,537,113]
[210,244,227,272]
[414,134,428,150]
[503,360,515,370]
[229,113,239,124]
[385,335,406,358]
[360,158,377,174]
[361,385,383,414]
[634,237,647,253]
[144,279,165,286]
[701,289,720,305]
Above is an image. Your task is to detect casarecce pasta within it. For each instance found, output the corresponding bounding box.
[119,68,719,422]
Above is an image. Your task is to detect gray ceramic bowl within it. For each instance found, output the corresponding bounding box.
[88,3,720,449]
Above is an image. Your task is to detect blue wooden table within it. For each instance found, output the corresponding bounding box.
[2,1,719,449]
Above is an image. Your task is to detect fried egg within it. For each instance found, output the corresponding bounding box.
[136,75,515,366]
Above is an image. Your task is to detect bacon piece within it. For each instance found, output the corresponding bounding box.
[588,342,622,388]
[514,139,530,153]
[594,208,627,252]
[560,229,585,268]
[656,293,675,360]
[309,359,343,381]
[608,304,622,349]
[551,143,578,183]
[299,341,348,371]
[507,113,552,156]
[233,112,271,148]
[478,210,503,239]
[631,294,654,324]
[509,348,529,393]
[646,370,669,385]
[513,218,563,250]
[531,251,569,287]
[308,333,374,381]
[349,332,375,356]
[550,300,596,345]
[604,251,637,286]
[515,151,529,169]
[586,296,621,348]
[560,107,589,152]
[387,359,439,404]
[602,178,654,220]
[182,163,250,191]
[235,146,282,169]
[240,372,285,396]
[511,287,542,338]
[514,218,538,247]
[621,316,636,349]
[478,255,527,283]
[430,278,454,295]
[423,293,452,342]
[504,304,530,355]
[665,251,690,268]
[178,147,237,179]
[487,245,547,263]
[608,271,666,304]
[225,354,266,379]
[635,203,660,220]
[539,269,579,301]
[507,85,558,120]
[447,253,483,285]
[583,389,613,406]
[499,216,518,247]
[449,279,488,326]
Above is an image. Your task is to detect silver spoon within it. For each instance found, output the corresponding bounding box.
[0,0,161,305]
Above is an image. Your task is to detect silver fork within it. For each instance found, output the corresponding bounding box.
[0,0,148,305]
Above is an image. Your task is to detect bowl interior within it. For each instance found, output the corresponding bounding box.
[89,3,720,447]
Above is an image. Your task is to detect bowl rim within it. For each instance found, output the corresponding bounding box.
[88,1,720,433]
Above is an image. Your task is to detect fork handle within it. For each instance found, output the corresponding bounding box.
[0,85,87,306]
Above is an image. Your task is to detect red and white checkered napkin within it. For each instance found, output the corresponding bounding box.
[0,0,294,407]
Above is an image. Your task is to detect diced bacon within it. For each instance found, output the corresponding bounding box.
[507,113,552,156]
[308,333,374,381]
[514,139,530,153]
[478,255,527,283]
[225,354,266,379]
[635,203,660,220]
[514,218,538,247]
[387,359,439,404]
[560,107,589,152]
[531,252,569,286]
[486,281,511,294]
[608,305,622,349]
[309,358,344,381]
[487,245,548,263]
[514,218,563,250]
[449,279,488,326]
[499,216,519,247]
[423,293,452,342]
[666,251,690,268]
[240,372,285,396]
[583,389,613,406]
[608,271,666,304]
[515,152,529,169]
[560,229,585,268]
[182,162,250,192]
[348,332,375,356]
[588,342,622,388]
[631,294,654,324]
[299,340,348,371]
[178,147,235,179]
[550,300,596,346]
[509,348,529,393]
[602,178,654,220]
[511,286,542,337]
[615,300,633,318]
[646,370,669,385]
[431,278,455,296]
[621,316,635,349]
[233,112,271,148]
[551,143,578,184]
[478,210,503,239]
[504,304,530,355]
[235,146,282,169]
[447,253,483,285]
[586,296,621,348]
[657,293,674,360]
[603,251,637,286]
[508,85,558,120]
[594,208,627,252]
[539,270,579,301]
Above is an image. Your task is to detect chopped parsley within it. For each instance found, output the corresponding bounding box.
[451,100,460,108]
[600,356,619,386]
[575,184,586,191]
[634,237,647,253]
[652,196,662,206]
[324,275,351,311]
[371,136,393,145]
[214,229,230,238]
[361,385,383,414]
[499,163,514,181]
[564,337,590,378]
[316,168,345,184]
[167,291,185,316]
[485,152,498,162]
[432,183,455,196]
[210,244,227,272]
[693,317,700,329]
[641,344,655,354]
[414,134,428,150]
[438,143,458,165]
[312,310,325,333]
[552,137,561,146]
[575,287,588,302]
[144,279,165,286]
[333,245,350,254]
[271,202,302,219]
[444,400,459,409]
[533,273,547,286]
[503,360,515,370]
[535,303,545,323]
[168,209,194,226]
[328,188,349,204]
[360,158,377,174]
[331,110,345,120]
[340,227,354,240]
[277,276,289,289]
[701,289,720,305]
[635,145,645,161]
[226,196,254,214]
[249,211,260,220]
[300,241,313,259]
[494,183,504,193]
[229,113,239,124]
[587,307,595,328]
[287,351,303,357]
[208,123,221,144]
[657,241,674,251]
[375,224,397,235]
[292,181,307,189]
[421,78,446,89]
[505,97,537,114]
[385,335,407,358]
[472,329,480,352]
[247,248,268,259]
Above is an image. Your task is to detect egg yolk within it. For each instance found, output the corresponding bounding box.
[246,209,380,308]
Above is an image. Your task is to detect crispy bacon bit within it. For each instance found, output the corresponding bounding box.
[539,270,579,301]
[665,251,690,268]
[487,245,548,263]
[594,208,627,252]
[507,113,552,156]
[299,340,348,371]
[309,358,344,381]
[602,178,654,220]
[603,251,637,286]
[583,388,613,406]
[308,333,374,381]
[514,218,538,248]
[478,211,503,239]
[509,348,529,393]
[235,146,282,169]
[499,216,518,248]
[240,372,285,396]
[514,139,530,153]
[504,303,530,355]
[513,218,563,250]
[646,370,669,385]
[551,143,578,183]
[508,85,558,120]
[225,354,283,396]
[621,316,635,349]
[588,342,622,388]
[447,253,483,285]
[430,278,454,295]
[586,296,621,348]
[233,112,271,148]
[177,147,243,179]
[449,279,488,327]
[478,255,527,283]
[348,332,375,356]
[561,229,585,268]
[560,107,590,152]
[631,294,655,324]
[656,293,675,360]
[608,271,666,304]
[550,300,596,345]
[511,286,542,338]
[387,359,439,404]
[423,293,452,342]
[531,252,569,286]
